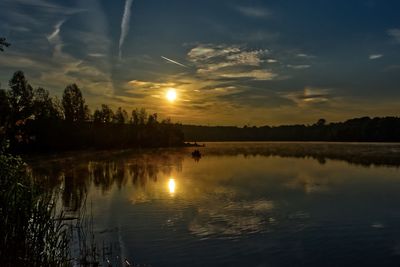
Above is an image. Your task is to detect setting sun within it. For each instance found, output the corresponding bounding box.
[166,89,177,102]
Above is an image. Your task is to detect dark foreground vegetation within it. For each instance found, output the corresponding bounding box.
[0,71,184,152]
[183,117,400,142]
[0,142,69,266]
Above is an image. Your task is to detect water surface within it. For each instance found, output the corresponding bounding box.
[28,142,400,266]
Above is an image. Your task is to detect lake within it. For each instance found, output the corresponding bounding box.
[27,142,400,266]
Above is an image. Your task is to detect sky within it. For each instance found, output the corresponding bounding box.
[0,0,400,126]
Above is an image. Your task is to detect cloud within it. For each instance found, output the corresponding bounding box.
[235,6,271,19]
[161,56,188,68]
[226,50,266,66]
[1,0,86,15]
[47,20,65,43]
[187,44,274,80]
[46,19,67,56]
[128,80,176,90]
[296,53,315,58]
[388,28,400,42]
[196,50,266,73]
[287,64,311,69]
[2,24,30,32]
[388,28,400,43]
[119,0,134,59]
[187,44,241,62]
[0,2,114,98]
[285,88,333,107]
[220,70,277,80]
[88,53,106,58]
[369,54,383,60]
[215,90,295,109]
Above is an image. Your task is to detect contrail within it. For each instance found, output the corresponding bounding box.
[161,56,188,68]
[47,20,65,42]
[119,0,134,59]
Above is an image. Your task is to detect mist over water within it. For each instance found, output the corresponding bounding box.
[28,142,400,266]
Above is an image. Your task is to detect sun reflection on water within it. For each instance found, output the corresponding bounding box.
[168,178,176,194]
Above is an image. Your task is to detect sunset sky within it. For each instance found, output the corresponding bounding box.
[1,0,400,126]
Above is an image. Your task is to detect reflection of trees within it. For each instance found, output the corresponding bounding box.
[128,156,177,187]
[203,143,400,167]
[28,151,184,210]
[29,160,89,211]
[63,166,88,211]
[89,161,125,193]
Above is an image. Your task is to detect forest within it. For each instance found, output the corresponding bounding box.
[0,71,185,152]
[182,117,400,142]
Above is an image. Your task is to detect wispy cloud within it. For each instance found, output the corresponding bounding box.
[197,50,266,73]
[187,44,240,62]
[186,44,279,81]
[46,19,66,56]
[0,0,115,102]
[296,53,315,58]
[1,0,86,15]
[388,28,400,43]
[188,44,267,68]
[235,6,271,19]
[119,0,134,59]
[128,80,176,89]
[46,20,65,42]
[285,88,333,107]
[161,56,188,68]
[287,64,311,69]
[369,54,383,60]
[220,70,277,80]
[88,53,106,58]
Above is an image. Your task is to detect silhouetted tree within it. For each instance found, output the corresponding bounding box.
[83,105,91,121]
[8,71,34,122]
[131,109,139,125]
[0,37,10,52]
[138,108,147,125]
[0,89,10,128]
[93,104,113,123]
[1,72,185,151]
[62,84,87,122]
[147,113,158,126]
[52,97,64,119]
[32,87,59,120]
[114,107,128,124]
[316,118,326,126]
[131,108,147,125]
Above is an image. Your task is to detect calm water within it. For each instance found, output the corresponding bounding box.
[27,142,400,266]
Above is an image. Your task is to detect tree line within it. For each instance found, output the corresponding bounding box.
[0,71,184,151]
[182,116,400,142]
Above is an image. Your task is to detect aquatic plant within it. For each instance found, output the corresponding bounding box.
[0,141,70,266]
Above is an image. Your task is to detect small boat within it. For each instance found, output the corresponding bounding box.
[191,149,201,158]
[184,142,206,147]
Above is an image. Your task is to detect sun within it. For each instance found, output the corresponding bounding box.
[166,88,177,102]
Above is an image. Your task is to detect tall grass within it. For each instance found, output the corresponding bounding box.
[0,143,70,266]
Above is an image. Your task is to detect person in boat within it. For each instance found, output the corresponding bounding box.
[192,149,201,157]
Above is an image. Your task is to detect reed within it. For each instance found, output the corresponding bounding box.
[0,142,70,266]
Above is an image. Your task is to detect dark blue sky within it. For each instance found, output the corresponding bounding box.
[1,0,399,125]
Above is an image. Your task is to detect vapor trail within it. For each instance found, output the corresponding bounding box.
[119,0,133,59]
[161,56,188,68]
